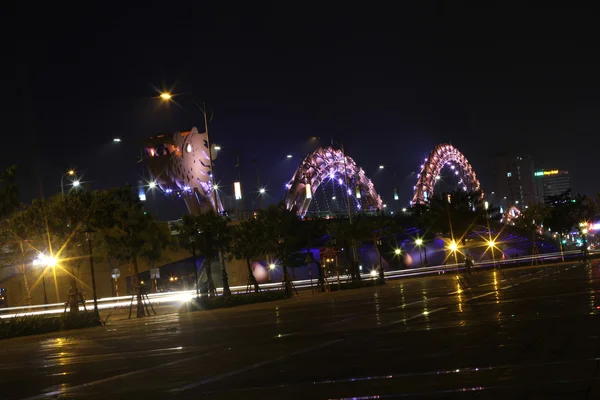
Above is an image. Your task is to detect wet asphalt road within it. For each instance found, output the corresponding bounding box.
[3,262,600,399]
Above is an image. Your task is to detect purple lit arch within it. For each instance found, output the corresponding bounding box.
[283,147,383,217]
[412,144,482,205]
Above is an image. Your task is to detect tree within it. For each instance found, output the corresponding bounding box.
[179,211,231,299]
[326,219,363,282]
[255,204,302,297]
[426,190,489,241]
[353,215,398,283]
[230,219,261,293]
[99,187,169,317]
[0,166,19,219]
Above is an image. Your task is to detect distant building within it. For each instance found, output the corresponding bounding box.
[490,154,537,207]
[534,169,571,203]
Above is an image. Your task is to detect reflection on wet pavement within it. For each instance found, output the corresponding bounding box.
[2,262,600,398]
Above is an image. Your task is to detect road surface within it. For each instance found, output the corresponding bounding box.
[2,262,600,399]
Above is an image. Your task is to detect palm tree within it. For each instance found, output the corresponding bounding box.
[230,219,261,293]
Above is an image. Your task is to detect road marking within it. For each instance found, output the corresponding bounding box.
[388,307,447,326]
[23,351,215,399]
[387,297,440,310]
[167,339,342,393]
[468,291,496,301]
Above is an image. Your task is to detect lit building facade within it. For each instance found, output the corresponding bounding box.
[534,169,571,203]
[490,154,537,207]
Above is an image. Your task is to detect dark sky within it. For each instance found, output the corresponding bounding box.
[4,2,599,218]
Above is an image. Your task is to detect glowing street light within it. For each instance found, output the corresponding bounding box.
[214,145,221,151]
[148,181,157,189]
[448,241,458,252]
[379,165,385,169]
[113,137,122,143]
[286,154,293,158]
[394,248,401,255]
[414,238,425,267]
[72,180,80,187]
[159,92,172,100]
[33,253,57,304]
[487,240,495,248]
[259,188,266,194]
[61,169,77,197]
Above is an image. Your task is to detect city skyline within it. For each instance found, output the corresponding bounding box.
[4,3,600,211]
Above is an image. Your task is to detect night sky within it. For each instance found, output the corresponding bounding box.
[4,3,599,219]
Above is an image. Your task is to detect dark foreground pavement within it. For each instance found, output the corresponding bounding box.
[3,262,600,399]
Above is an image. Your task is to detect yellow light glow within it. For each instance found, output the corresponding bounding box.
[448,241,458,252]
[487,240,495,248]
[269,263,276,270]
[68,170,75,176]
[160,92,172,100]
[415,238,423,246]
[394,249,401,255]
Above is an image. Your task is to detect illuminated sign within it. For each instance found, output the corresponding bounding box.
[534,170,560,177]
[233,182,242,200]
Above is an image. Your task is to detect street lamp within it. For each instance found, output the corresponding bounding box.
[60,169,76,196]
[160,92,172,100]
[73,180,80,187]
[487,239,497,267]
[189,235,200,299]
[448,240,459,267]
[33,253,57,304]
[415,238,424,267]
[84,228,100,319]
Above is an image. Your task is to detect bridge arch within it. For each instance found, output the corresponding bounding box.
[412,143,481,205]
[283,147,383,217]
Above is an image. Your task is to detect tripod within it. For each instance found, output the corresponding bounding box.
[128,284,156,319]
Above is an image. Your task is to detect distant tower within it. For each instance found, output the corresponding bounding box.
[489,154,536,207]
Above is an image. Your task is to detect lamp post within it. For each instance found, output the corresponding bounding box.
[415,238,424,268]
[487,240,496,267]
[33,254,58,305]
[84,228,100,319]
[189,235,200,299]
[60,169,76,196]
[448,240,459,272]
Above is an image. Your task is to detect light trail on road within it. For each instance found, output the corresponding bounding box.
[0,249,595,319]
